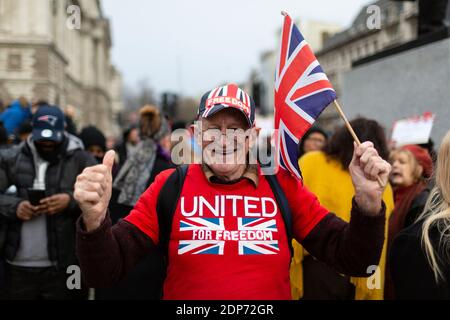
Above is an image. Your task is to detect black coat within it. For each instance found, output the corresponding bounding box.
[390,216,450,299]
[0,135,96,268]
[403,188,431,229]
[114,142,128,170]
[96,152,174,300]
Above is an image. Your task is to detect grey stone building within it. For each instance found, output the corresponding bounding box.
[0,0,123,136]
[315,0,419,131]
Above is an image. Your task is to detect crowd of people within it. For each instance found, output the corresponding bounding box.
[0,98,176,300]
[0,86,449,300]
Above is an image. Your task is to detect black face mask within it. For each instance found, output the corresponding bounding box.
[95,156,103,164]
[34,138,65,163]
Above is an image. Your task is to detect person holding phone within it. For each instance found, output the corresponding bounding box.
[0,105,96,300]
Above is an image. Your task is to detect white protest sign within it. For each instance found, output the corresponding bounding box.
[391,112,435,148]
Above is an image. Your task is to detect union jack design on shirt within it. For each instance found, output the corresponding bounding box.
[178,217,279,255]
[274,13,337,179]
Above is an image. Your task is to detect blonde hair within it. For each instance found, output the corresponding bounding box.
[420,131,450,283]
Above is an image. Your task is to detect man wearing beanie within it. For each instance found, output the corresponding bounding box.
[79,126,107,164]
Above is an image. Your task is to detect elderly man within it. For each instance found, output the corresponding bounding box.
[75,84,391,300]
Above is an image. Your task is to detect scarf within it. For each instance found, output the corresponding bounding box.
[389,182,427,244]
[113,138,157,207]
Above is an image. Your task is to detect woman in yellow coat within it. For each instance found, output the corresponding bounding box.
[290,118,394,300]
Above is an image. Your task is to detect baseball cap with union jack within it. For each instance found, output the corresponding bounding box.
[198,84,256,127]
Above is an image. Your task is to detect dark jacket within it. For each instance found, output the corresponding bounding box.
[384,186,431,300]
[0,100,32,136]
[96,151,174,300]
[114,141,127,169]
[403,188,431,229]
[390,216,450,299]
[0,134,96,268]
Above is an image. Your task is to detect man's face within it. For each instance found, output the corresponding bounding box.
[128,128,140,145]
[197,108,255,178]
[87,145,105,162]
[34,140,60,154]
[303,132,326,154]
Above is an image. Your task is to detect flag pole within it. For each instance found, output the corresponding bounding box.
[333,100,385,187]
[333,100,361,145]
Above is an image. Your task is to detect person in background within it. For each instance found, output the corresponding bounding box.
[113,106,173,209]
[170,120,197,165]
[106,136,117,151]
[390,131,450,299]
[290,117,394,300]
[419,138,437,164]
[158,115,172,159]
[0,105,96,300]
[0,123,9,149]
[0,97,31,138]
[384,144,433,299]
[78,126,107,164]
[30,100,48,116]
[0,121,11,299]
[298,126,328,159]
[14,121,32,144]
[114,125,140,169]
[96,105,173,300]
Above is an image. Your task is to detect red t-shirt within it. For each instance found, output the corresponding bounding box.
[125,164,328,300]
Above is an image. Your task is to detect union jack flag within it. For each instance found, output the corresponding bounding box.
[274,13,337,179]
[178,218,225,255]
[238,218,279,255]
[178,217,279,255]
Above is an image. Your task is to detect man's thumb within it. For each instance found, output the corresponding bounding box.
[103,150,115,172]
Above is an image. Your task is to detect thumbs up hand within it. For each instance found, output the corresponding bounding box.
[74,150,115,231]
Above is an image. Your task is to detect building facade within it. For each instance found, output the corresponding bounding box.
[254,0,419,133]
[0,0,123,136]
[315,0,418,131]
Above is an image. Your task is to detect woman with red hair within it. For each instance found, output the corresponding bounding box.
[385,144,433,299]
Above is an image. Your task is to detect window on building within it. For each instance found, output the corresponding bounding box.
[7,53,22,71]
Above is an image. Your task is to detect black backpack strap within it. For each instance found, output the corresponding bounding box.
[265,173,294,256]
[156,165,189,255]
